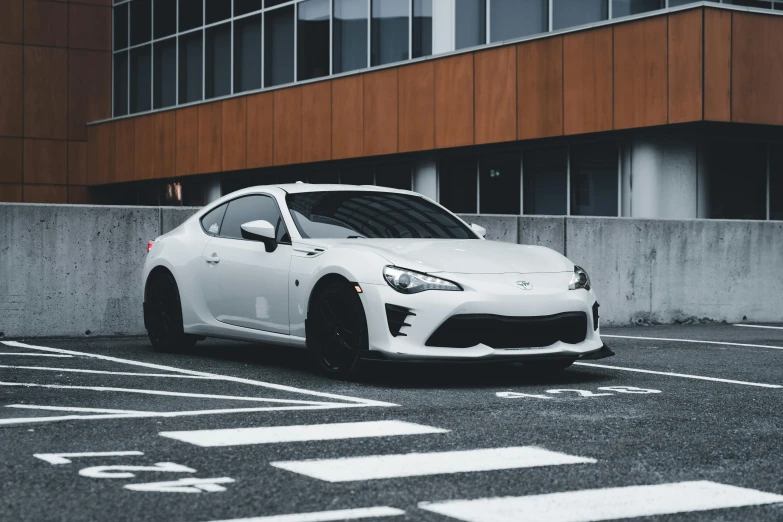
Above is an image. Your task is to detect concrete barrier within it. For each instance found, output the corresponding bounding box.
[1,203,781,338]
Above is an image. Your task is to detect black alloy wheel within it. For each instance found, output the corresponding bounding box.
[308,281,368,379]
[146,271,198,353]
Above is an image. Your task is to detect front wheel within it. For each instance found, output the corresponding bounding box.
[307,280,369,380]
[145,271,198,353]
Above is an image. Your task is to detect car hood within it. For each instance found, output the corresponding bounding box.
[303,238,574,275]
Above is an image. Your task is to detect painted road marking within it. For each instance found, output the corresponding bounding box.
[79,461,195,479]
[497,386,662,400]
[734,324,783,330]
[34,451,144,465]
[574,362,782,389]
[160,420,448,447]
[602,334,783,351]
[271,446,595,483]
[8,405,152,414]
[124,477,235,493]
[419,481,783,522]
[205,507,405,522]
[0,365,221,379]
[0,352,72,357]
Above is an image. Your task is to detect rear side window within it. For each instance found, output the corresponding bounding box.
[219,195,290,243]
[200,203,227,236]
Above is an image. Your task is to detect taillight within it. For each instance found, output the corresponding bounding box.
[147,240,154,253]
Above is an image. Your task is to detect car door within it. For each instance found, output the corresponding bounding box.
[203,194,292,335]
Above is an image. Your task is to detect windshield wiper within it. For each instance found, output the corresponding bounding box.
[346,235,366,239]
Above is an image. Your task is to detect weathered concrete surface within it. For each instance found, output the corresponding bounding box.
[459,215,565,254]
[160,207,200,234]
[459,214,518,243]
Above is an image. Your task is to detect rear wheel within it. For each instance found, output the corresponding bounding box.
[145,271,198,353]
[307,280,368,380]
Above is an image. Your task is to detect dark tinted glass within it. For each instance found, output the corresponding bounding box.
[334,0,368,73]
[704,142,766,220]
[206,23,231,99]
[308,171,340,184]
[490,0,546,42]
[264,5,295,86]
[154,38,177,109]
[480,152,520,214]
[611,0,663,18]
[553,0,608,30]
[371,0,409,66]
[340,166,374,185]
[221,195,289,241]
[265,0,291,6]
[114,51,128,116]
[523,148,567,215]
[201,203,228,235]
[130,45,152,113]
[206,0,231,24]
[179,0,203,31]
[286,191,475,239]
[114,4,128,49]
[455,0,485,49]
[771,147,783,220]
[179,31,203,103]
[235,0,262,15]
[570,143,618,216]
[439,156,477,214]
[376,164,411,190]
[154,0,177,38]
[298,0,330,81]
[234,15,262,93]
[722,0,771,6]
[413,0,432,58]
[130,0,152,45]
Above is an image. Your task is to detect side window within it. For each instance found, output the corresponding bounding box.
[200,203,227,236]
[219,195,290,243]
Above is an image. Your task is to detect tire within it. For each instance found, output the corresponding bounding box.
[307,280,368,380]
[521,359,575,375]
[145,271,198,353]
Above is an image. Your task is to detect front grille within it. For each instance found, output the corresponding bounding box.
[425,312,588,349]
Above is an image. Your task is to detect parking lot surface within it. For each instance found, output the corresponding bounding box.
[1,324,782,522]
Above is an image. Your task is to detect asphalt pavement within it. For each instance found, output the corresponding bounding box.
[1,324,782,522]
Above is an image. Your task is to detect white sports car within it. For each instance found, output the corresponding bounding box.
[143,184,612,378]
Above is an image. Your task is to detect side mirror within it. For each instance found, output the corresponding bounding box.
[469,223,486,239]
[241,220,277,251]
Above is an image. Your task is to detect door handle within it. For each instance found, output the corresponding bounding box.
[205,254,220,264]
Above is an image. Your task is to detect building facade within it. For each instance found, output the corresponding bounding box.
[2,0,783,220]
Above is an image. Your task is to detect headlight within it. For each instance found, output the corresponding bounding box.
[569,266,591,291]
[383,266,462,294]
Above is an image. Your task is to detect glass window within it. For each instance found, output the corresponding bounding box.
[179,31,203,103]
[265,5,295,87]
[130,0,152,45]
[611,0,663,18]
[371,0,410,66]
[455,0,485,50]
[704,142,766,220]
[340,166,374,185]
[553,0,608,31]
[490,0,547,43]
[413,0,432,58]
[286,191,475,239]
[439,156,477,214]
[265,0,291,6]
[771,146,783,220]
[206,0,231,24]
[220,195,289,242]
[308,170,340,184]
[523,148,567,215]
[179,0,203,31]
[479,152,520,214]
[235,0,262,15]
[376,163,412,190]
[334,0,368,73]
[154,0,176,39]
[201,203,228,235]
[130,45,152,113]
[234,15,262,93]
[114,4,128,50]
[153,38,177,109]
[570,143,618,216]
[206,23,231,99]
[114,50,128,116]
[298,0,330,81]
[723,0,772,7]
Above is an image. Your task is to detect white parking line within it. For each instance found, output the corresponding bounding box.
[0,353,72,358]
[734,324,783,330]
[419,481,783,522]
[159,420,449,447]
[0,365,221,379]
[574,362,782,389]
[602,334,783,351]
[7,405,152,414]
[271,447,596,483]
[205,507,406,522]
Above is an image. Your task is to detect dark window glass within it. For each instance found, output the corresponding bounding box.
[334,0,368,73]
[221,195,289,242]
[413,0,432,58]
[704,142,766,220]
[490,0,547,42]
[179,32,203,103]
[182,180,207,206]
[455,0,485,49]
[130,45,152,113]
[376,163,412,190]
[130,0,152,45]
[264,5,295,87]
[553,0,608,30]
[154,0,177,38]
[524,148,567,215]
[723,0,771,7]
[179,0,203,31]
[114,4,128,49]
[771,146,783,220]
[114,50,129,116]
[265,0,291,6]
[206,23,231,99]
[570,143,618,216]
[611,0,663,18]
[234,15,262,93]
[298,0,330,81]
[668,0,698,4]
[480,152,520,214]
[308,171,340,184]
[201,203,228,235]
[371,0,409,66]
[235,0,262,15]
[341,166,374,185]
[286,191,475,239]
[205,0,231,24]
[439,156,477,214]
[153,38,177,109]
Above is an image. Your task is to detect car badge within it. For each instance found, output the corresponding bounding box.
[516,281,533,291]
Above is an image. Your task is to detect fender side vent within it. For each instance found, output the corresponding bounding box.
[592,302,600,331]
[385,304,416,337]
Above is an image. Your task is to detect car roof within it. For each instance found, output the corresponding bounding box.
[273,183,414,195]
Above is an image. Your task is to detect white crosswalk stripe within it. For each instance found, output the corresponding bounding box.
[418,480,783,522]
[271,446,596,483]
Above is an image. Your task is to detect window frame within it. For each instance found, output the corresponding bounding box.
[215,193,293,244]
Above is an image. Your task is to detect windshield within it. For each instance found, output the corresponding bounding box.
[285,191,476,239]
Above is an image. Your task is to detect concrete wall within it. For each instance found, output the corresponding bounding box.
[1,204,781,338]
